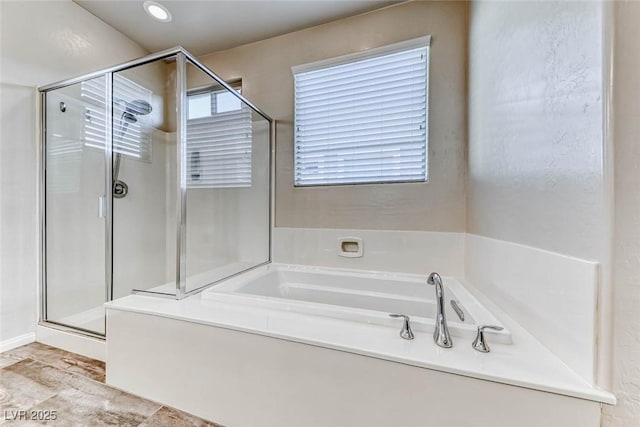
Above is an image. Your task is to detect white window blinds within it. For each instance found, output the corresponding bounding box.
[186,89,252,188]
[81,74,153,161]
[46,94,83,194]
[293,38,429,186]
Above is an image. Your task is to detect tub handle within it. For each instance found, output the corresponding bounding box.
[389,314,415,340]
[472,325,504,353]
[450,299,465,321]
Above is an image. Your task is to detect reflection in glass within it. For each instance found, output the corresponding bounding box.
[112,57,178,298]
[45,76,107,335]
[184,62,270,294]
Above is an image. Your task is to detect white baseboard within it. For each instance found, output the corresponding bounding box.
[0,332,36,353]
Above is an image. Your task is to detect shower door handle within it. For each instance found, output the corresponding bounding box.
[98,196,106,218]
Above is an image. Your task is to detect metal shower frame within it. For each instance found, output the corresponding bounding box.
[38,46,273,338]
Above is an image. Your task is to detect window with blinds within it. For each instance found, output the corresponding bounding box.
[186,87,252,188]
[81,75,153,161]
[293,37,430,186]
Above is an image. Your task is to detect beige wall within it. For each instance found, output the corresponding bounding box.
[198,1,467,231]
[603,2,640,425]
[467,0,605,262]
[0,0,146,342]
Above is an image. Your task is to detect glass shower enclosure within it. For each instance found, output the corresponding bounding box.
[39,48,272,337]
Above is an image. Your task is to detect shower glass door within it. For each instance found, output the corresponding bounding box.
[44,76,108,335]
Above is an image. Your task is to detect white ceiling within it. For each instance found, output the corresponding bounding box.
[74,0,401,56]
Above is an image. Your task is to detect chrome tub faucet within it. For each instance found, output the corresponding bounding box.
[427,272,452,348]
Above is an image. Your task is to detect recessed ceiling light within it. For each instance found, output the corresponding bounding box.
[143,1,172,22]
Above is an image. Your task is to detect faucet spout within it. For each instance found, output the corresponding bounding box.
[427,272,452,348]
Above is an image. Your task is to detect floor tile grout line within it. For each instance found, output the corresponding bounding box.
[0,359,23,370]
[0,352,28,366]
[139,406,165,426]
[8,391,62,424]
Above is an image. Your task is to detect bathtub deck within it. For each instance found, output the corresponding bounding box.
[105,291,614,405]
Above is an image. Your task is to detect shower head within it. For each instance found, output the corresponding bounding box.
[113,98,153,200]
[125,99,152,116]
[120,99,152,124]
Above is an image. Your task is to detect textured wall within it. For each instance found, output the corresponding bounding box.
[602,2,640,425]
[0,0,146,343]
[467,0,605,262]
[467,0,612,391]
[199,1,467,232]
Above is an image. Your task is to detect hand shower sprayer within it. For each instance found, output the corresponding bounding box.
[113,99,152,199]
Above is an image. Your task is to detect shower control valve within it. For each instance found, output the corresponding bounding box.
[113,180,129,199]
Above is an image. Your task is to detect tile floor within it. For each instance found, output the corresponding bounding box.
[0,343,221,426]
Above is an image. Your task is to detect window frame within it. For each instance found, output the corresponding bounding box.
[187,80,243,119]
[292,35,431,187]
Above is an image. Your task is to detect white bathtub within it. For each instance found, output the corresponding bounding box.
[202,263,512,343]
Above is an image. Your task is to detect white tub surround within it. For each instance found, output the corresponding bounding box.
[273,227,465,276]
[106,288,614,406]
[107,307,605,427]
[465,234,599,384]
